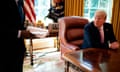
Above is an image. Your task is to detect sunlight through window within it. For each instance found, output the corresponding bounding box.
[83,0,113,23]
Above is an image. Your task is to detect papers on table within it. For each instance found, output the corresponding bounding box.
[27,26,49,38]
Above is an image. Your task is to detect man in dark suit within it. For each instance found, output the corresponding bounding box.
[81,10,119,49]
[2,0,34,72]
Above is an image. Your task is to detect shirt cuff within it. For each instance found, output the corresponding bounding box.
[18,30,21,38]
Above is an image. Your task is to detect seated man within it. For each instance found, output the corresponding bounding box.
[81,9,119,49]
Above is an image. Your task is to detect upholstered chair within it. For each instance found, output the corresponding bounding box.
[58,16,89,58]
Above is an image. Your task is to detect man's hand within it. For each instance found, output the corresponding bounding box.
[109,42,120,49]
[21,30,36,38]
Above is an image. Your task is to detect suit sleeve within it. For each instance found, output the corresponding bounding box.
[108,24,117,43]
[82,24,101,48]
[83,25,93,47]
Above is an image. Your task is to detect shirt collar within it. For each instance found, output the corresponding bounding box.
[98,25,103,30]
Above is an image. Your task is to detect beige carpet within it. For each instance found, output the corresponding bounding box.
[23,51,64,72]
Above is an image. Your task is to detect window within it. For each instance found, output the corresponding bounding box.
[34,0,51,26]
[34,0,64,26]
[83,0,113,22]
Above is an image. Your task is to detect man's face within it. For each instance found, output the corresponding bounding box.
[94,12,106,28]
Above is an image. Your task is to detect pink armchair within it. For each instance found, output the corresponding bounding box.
[58,16,89,58]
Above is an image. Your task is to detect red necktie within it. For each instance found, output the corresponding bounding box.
[99,28,104,43]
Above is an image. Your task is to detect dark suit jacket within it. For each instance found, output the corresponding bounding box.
[81,21,117,49]
[2,0,26,72]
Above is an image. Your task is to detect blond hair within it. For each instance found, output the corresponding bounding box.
[94,9,107,19]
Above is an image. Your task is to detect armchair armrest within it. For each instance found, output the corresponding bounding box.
[59,36,80,51]
[63,43,80,50]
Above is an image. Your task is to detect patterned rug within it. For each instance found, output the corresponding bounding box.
[23,51,64,72]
